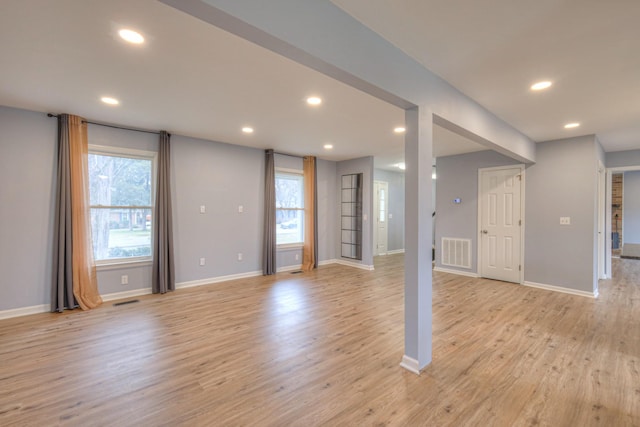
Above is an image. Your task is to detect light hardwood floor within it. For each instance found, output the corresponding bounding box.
[0,255,638,426]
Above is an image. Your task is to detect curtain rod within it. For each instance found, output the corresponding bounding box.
[47,113,168,136]
[273,150,304,159]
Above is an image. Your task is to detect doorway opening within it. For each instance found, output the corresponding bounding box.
[373,180,389,256]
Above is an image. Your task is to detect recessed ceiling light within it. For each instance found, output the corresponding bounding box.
[397,162,406,170]
[242,127,254,134]
[306,96,322,106]
[394,127,406,133]
[564,122,580,129]
[118,29,144,44]
[101,97,119,105]
[323,144,333,150]
[531,81,552,91]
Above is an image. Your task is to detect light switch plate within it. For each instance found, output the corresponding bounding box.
[560,217,571,225]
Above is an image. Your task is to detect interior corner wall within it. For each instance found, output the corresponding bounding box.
[524,135,599,293]
[373,168,405,252]
[623,171,640,245]
[337,156,374,267]
[0,106,56,311]
[434,150,515,273]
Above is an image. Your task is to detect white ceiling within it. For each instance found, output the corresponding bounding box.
[0,0,487,172]
[6,1,633,172]
[332,0,640,152]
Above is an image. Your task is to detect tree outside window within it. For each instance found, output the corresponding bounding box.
[88,147,155,262]
[275,172,304,245]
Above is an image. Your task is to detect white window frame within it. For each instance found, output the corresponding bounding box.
[89,144,157,267]
[275,168,304,248]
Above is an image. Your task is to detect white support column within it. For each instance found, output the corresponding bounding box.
[401,107,433,374]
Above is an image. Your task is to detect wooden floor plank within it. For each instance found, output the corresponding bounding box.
[0,254,638,426]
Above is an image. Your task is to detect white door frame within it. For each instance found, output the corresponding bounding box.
[477,164,525,284]
[605,165,640,279]
[373,180,389,256]
[597,160,606,281]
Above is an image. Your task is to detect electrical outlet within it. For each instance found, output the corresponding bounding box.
[121,275,128,285]
[560,217,571,225]
[238,205,244,213]
[199,257,205,266]
[295,253,299,261]
[200,205,206,214]
[237,253,243,261]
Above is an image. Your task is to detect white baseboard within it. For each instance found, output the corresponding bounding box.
[386,249,405,255]
[523,281,598,298]
[318,259,337,266]
[433,266,479,278]
[335,259,375,271]
[0,304,50,320]
[0,287,155,320]
[176,270,263,289]
[399,355,422,375]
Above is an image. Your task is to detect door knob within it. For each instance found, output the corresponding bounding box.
[482,230,488,234]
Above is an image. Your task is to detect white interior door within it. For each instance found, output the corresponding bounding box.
[373,181,388,255]
[479,167,523,283]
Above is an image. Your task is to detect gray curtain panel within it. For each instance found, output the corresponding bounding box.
[51,114,77,312]
[263,149,276,275]
[152,131,175,294]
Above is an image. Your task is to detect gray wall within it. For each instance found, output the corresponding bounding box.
[434,150,515,272]
[606,149,640,168]
[337,156,374,267]
[0,105,339,312]
[435,136,601,294]
[172,135,264,281]
[623,171,640,244]
[0,106,56,311]
[373,168,405,252]
[317,159,337,262]
[525,136,600,293]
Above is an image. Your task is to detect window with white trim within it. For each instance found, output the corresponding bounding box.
[88,145,156,263]
[275,170,304,245]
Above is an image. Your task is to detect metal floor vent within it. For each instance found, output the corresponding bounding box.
[441,238,471,269]
[113,299,140,307]
[290,270,303,274]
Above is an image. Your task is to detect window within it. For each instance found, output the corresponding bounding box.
[88,146,156,263]
[275,170,304,245]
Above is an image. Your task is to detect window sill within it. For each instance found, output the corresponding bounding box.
[96,259,152,271]
[277,243,304,251]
